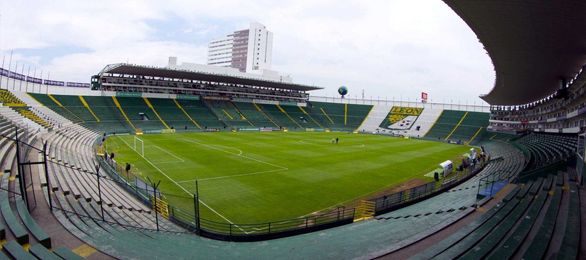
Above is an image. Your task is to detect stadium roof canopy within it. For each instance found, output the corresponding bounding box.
[443,0,586,105]
[98,63,322,92]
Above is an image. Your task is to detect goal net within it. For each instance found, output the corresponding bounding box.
[134,136,145,157]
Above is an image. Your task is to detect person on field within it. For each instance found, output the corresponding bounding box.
[335,137,339,144]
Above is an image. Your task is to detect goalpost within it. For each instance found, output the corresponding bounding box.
[134,136,145,157]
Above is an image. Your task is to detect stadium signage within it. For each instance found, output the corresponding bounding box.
[204,96,230,101]
[232,97,252,103]
[45,80,65,86]
[280,101,297,106]
[1,67,89,88]
[253,99,279,105]
[116,92,142,97]
[26,76,43,84]
[66,82,91,88]
[176,94,200,100]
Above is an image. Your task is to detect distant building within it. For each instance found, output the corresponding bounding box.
[207,22,273,73]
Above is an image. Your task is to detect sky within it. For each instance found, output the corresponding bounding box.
[0,0,494,105]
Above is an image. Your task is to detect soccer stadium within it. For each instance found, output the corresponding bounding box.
[0,1,583,259]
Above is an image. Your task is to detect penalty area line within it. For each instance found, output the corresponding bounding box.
[116,136,249,234]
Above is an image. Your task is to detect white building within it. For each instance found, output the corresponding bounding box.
[167,57,292,83]
[207,22,273,73]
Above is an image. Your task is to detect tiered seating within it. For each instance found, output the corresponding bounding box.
[29,93,82,123]
[448,111,490,142]
[43,124,182,231]
[515,133,578,169]
[41,138,532,259]
[0,89,26,107]
[81,96,132,133]
[259,104,301,129]
[149,98,199,130]
[306,101,372,131]
[12,107,52,128]
[116,97,166,131]
[176,99,224,129]
[424,110,467,140]
[52,95,98,122]
[0,116,82,258]
[414,172,581,259]
[205,100,252,128]
[280,105,322,129]
[233,102,279,128]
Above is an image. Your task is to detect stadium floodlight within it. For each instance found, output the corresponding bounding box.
[134,136,145,157]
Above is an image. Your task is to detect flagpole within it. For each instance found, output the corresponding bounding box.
[0,54,5,89]
[25,66,31,92]
[12,61,17,91]
[18,63,24,92]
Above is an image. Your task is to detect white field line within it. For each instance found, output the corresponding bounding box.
[116,136,248,233]
[152,144,185,162]
[177,168,287,183]
[181,138,288,170]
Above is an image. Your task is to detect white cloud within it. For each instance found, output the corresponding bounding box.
[0,0,494,104]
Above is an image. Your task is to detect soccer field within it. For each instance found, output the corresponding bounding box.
[104,132,470,224]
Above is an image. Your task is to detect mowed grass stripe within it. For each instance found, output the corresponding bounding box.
[106,132,469,223]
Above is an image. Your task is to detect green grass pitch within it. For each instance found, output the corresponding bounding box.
[104,132,470,224]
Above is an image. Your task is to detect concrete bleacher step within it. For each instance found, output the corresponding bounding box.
[53,247,85,260]
[0,192,28,245]
[2,240,35,260]
[557,184,580,259]
[425,181,532,259]
[28,244,61,260]
[457,190,536,259]
[15,198,51,248]
[484,188,550,259]
[519,186,563,259]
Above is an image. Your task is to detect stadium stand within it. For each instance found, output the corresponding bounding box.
[175,99,225,129]
[425,110,467,140]
[204,100,253,128]
[308,101,372,131]
[513,133,578,170]
[448,112,491,144]
[115,97,166,131]
[414,172,580,259]
[233,102,279,128]
[148,98,199,130]
[0,0,585,255]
